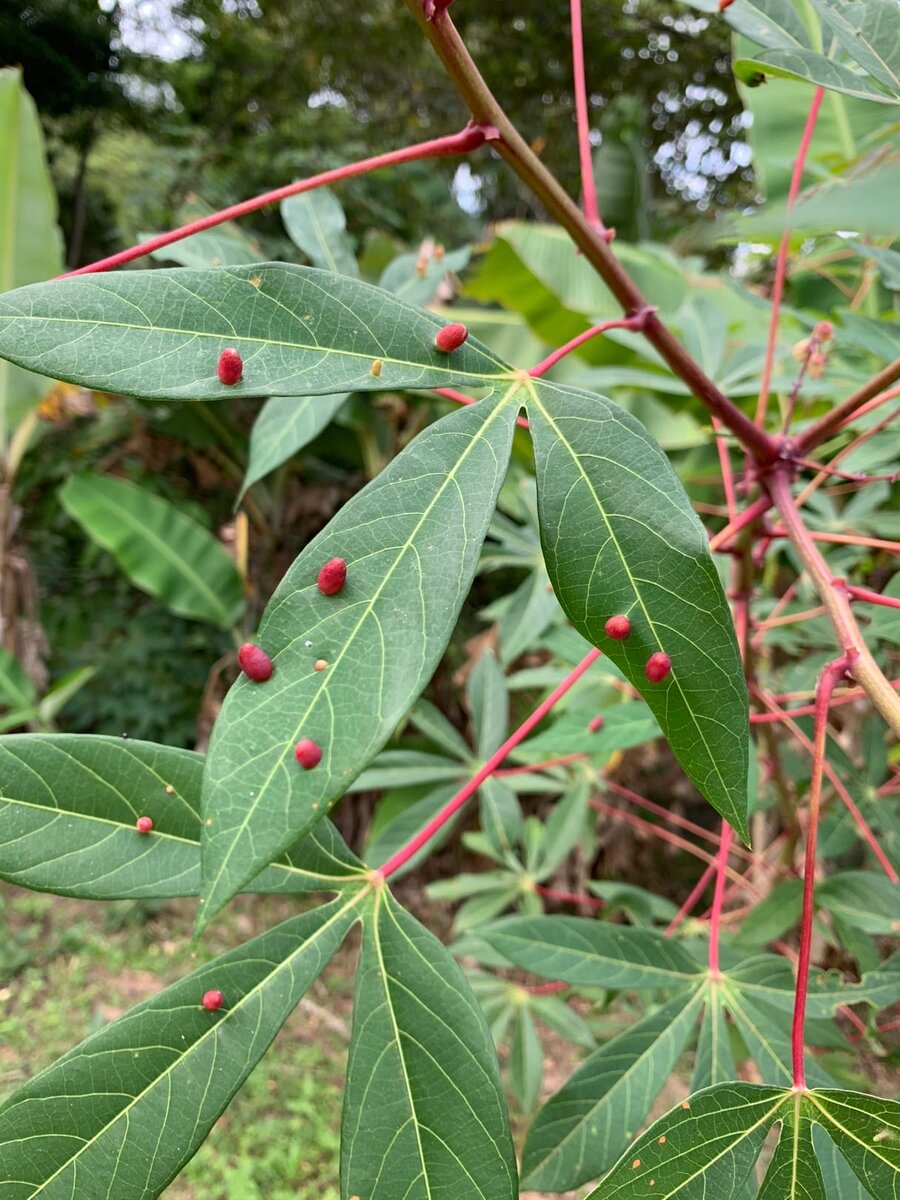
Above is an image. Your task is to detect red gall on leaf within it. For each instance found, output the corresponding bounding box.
[238,642,274,682]
[604,615,631,640]
[136,815,154,834]
[718,0,735,9]
[588,715,605,733]
[317,557,347,596]
[217,347,243,385]
[295,739,323,769]
[434,322,469,352]
[645,652,672,682]
[370,358,383,377]
[201,990,224,1011]
[314,659,328,671]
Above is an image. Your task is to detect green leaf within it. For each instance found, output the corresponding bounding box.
[478,776,523,861]
[735,878,804,946]
[522,986,705,1190]
[0,734,363,900]
[734,49,898,104]
[199,395,517,929]
[525,379,749,834]
[341,892,518,1200]
[145,222,262,270]
[379,246,471,305]
[0,644,36,709]
[724,986,834,1088]
[729,951,900,1016]
[736,160,900,240]
[817,870,900,933]
[481,915,704,989]
[0,893,362,1198]
[513,703,660,763]
[582,1082,788,1199]
[808,1089,900,1197]
[510,1005,543,1112]
[59,472,244,628]
[692,980,738,1090]
[0,264,508,400]
[535,777,591,879]
[351,750,466,790]
[241,393,348,496]
[849,240,900,290]
[408,697,472,760]
[468,649,509,758]
[758,1094,826,1200]
[280,187,359,277]
[0,67,64,446]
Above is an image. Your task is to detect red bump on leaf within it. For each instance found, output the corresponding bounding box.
[295,739,323,769]
[718,0,735,9]
[136,816,153,834]
[645,652,672,682]
[217,348,243,385]
[604,615,631,640]
[317,557,347,596]
[434,322,469,353]
[201,990,224,1011]
[238,642,274,682]
[588,715,605,733]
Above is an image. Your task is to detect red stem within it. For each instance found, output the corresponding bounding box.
[792,656,850,1088]
[712,417,738,521]
[708,822,733,977]
[529,980,569,995]
[708,495,772,553]
[535,884,605,908]
[528,312,651,377]
[847,585,900,611]
[61,124,495,277]
[754,87,825,427]
[665,861,717,935]
[378,648,601,879]
[569,0,606,234]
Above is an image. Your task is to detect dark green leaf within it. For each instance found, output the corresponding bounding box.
[481,915,704,989]
[817,870,900,933]
[758,1094,826,1199]
[0,644,36,709]
[379,246,471,305]
[0,264,508,399]
[363,783,463,877]
[582,1082,788,1199]
[523,986,704,1190]
[468,649,509,758]
[199,395,517,929]
[510,1005,543,1112]
[0,734,363,900]
[526,379,749,833]
[692,981,738,1090]
[0,894,361,1198]
[59,472,244,628]
[341,893,518,1200]
[808,1089,900,1197]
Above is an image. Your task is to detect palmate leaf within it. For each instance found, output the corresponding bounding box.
[481,914,705,989]
[522,985,706,1190]
[0,893,363,1200]
[525,378,749,834]
[199,394,518,930]
[341,890,518,1200]
[0,734,363,900]
[60,472,245,629]
[808,1090,900,1198]
[0,263,508,400]
[584,1082,788,1199]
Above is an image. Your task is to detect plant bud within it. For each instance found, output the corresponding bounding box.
[604,615,631,640]
[217,348,243,385]
[238,642,274,682]
[434,322,469,352]
[645,652,672,682]
[295,739,323,769]
[317,557,347,596]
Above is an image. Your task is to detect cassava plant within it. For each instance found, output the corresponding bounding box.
[1,1,899,1197]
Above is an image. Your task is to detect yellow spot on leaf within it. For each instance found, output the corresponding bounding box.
[632,1159,641,1169]
[658,1135,666,1144]
[370,359,383,377]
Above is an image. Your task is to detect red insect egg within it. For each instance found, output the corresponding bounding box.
[434,322,469,353]
[317,557,347,596]
[645,652,672,683]
[604,615,631,640]
[295,739,323,769]
[217,348,243,385]
[201,990,224,1011]
[136,816,154,834]
[588,715,605,734]
[238,642,274,683]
